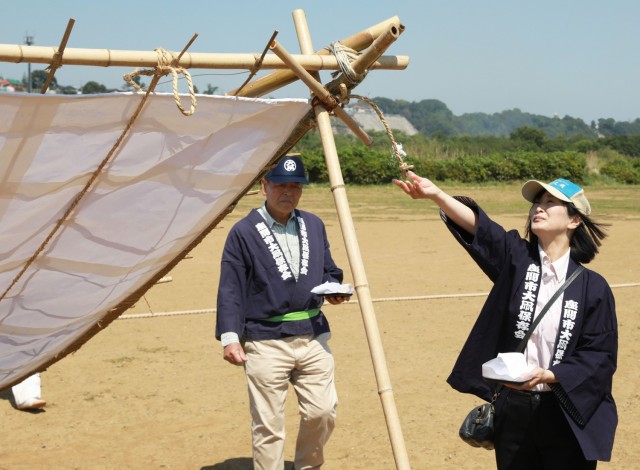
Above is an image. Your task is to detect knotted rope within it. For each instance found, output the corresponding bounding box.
[329,41,367,85]
[123,48,197,116]
[351,94,413,179]
[327,42,412,179]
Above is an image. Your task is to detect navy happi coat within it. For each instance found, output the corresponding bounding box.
[215,208,343,341]
[444,197,617,461]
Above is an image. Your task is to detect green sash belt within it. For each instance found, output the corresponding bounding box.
[264,308,320,322]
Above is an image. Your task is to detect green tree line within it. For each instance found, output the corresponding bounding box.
[12,68,220,96]
[294,127,640,185]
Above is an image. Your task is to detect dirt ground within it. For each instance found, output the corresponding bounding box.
[1,184,638,470]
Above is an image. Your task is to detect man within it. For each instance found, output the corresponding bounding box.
[215,154,349,470]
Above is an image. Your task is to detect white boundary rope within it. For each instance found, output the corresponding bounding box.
[117,282,640,320]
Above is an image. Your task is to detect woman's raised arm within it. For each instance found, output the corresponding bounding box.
[393,171,478,235]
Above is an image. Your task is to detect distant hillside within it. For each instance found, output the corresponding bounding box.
[361,97,640,138]
[332,103,418,136]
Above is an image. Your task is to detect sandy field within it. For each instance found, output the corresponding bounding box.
[1,184,638,470]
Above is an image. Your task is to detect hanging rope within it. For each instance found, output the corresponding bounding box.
[349,94,414,179]
[0,51,193,304]
[123,48,197,116]
[327,41,411,178]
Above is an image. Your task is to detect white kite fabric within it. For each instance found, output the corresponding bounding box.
[0,92,311,390]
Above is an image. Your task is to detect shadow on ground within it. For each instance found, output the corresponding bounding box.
[201,458,294,469]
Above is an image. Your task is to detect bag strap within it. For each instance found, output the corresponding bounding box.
[515,265,584,353]
[490,264,584,401]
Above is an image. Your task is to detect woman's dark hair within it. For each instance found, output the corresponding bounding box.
[524,189,609,264]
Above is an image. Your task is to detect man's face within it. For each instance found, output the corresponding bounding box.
[262,179,303,222]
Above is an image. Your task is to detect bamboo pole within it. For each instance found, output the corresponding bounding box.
[0,43,407,71]
[354,24,404,75]
[289,10,411,469]
[327,23,404,95]
[292,9,320,84]
[269,40,373,146]
[314,92,412,470]
[229,15,404,97]
[175,33,199,64]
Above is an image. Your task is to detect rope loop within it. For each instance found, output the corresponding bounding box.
[122,48,197,116]
[350,94,414,179]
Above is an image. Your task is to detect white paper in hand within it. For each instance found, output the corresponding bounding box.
[310,282,354,296]
[482,352,534,384]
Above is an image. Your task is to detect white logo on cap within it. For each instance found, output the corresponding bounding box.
[283,159,297,172]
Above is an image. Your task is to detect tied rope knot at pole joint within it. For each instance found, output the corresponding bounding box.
[47,50,64,73]
[123,48,197,116]
[337,83,350,107]
[329,41,367,85]
[311,94,339,114]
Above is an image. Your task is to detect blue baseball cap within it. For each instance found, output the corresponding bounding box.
[522,178,591,215]
[265,154,309,184]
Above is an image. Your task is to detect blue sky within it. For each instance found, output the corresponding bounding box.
[2,0,639,123]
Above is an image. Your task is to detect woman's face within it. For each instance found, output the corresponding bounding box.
[529,191,581,238]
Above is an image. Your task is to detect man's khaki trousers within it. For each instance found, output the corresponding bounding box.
[244,333,337,470]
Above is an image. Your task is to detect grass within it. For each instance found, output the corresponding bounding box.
[233,182,640,223]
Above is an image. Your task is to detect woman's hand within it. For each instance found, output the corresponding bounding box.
[504,367,557,390]
[392,171,441,200]
[392,170,478,235]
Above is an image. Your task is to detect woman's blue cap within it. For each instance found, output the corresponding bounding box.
[522,178,591,215]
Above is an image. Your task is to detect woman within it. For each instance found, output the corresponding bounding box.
[393,171,617,469]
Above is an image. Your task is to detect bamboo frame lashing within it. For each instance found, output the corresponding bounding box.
[266,19,402,151]
[260,18,404,173]
[328,23,403,93]
[229,15,403,98]
[269,40,373,146]
[41,18,75,94]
